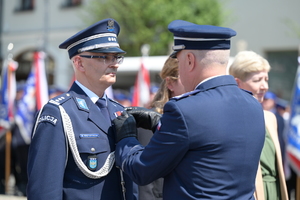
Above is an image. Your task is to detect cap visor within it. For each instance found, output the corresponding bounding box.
[89,47,126,54]
[170,51,178,58]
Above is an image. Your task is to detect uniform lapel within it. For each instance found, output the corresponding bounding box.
[89,103,111,134]
[106,99,118,121]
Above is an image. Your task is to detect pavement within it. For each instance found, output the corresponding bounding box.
[0,175,27,199]
[0,195,26,200]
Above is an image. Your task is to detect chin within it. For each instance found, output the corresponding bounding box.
[108,79,116,84]
[257,97,264,103]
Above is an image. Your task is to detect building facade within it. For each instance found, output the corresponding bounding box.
[1,0,300,99]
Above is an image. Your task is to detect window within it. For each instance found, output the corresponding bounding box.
[61,0,82,8]
[15,50,55,86]
[15,0,35,12]
[266,50,298,101]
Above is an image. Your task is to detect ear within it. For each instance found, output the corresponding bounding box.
[235,77,241,87]
[73,56,85,72]
[187,52,196,72]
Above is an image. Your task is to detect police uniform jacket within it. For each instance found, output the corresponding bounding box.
[116,75,265,200]
[27,82,137,200]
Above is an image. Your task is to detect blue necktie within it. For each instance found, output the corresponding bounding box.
[96,98,111,124]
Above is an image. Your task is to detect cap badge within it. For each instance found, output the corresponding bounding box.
[107,20,115,32]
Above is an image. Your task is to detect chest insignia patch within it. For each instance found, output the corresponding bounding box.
[38,115,58,125]
[76,98,89,110]
[87,155,98,171]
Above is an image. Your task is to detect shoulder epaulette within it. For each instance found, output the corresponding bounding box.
[49,92,72,106]
[170,89,201,101]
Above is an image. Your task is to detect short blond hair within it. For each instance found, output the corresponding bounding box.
[229,51,271,81]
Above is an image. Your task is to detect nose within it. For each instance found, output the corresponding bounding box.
[108,63,119,70]
[261,80,268,90]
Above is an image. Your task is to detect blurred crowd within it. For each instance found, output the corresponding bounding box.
[0,85,65,196]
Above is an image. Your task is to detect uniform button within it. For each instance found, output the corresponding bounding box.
[91,148,95,152]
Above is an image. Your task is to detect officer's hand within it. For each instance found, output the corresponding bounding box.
[113,111,137,142]
[125,107,161,133]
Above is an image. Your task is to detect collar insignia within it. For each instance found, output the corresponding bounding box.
[76,98,89,110]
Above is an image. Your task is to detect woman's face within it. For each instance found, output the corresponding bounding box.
[169,76,186,97]
[236,70,269,103]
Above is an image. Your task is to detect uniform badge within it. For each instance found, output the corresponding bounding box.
[107,20,114,32]
[76,98,88,110]
[87,155,98,171]
[38,115,58,125]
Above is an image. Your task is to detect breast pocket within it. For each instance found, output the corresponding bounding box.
[76,133,111,171]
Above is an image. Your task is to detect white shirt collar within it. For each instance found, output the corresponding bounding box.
[75,80,106,104]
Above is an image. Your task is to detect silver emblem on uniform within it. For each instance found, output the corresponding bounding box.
[107,20,114,32]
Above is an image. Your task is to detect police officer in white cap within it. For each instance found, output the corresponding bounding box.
[113,20,265,199]
[27,18,138,200]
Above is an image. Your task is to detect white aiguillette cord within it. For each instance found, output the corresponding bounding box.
[59,105,127,200]
[58,105,115,179]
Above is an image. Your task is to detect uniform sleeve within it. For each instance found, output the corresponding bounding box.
[27,103,66,200]
[115,101,189,185]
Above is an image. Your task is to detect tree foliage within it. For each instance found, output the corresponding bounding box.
[83,0,225,56]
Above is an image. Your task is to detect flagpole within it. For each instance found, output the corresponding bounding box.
[4,44,14,194]
[297,44,300,200]
[5,130,11,194]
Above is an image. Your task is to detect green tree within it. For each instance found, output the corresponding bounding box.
[83,0,226,56]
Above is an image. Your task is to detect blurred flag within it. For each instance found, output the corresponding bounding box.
[286,56,300,175]
[132,58,150,107]
[34,51,48,110]
[0,58,18,137]
[15,70,36,144]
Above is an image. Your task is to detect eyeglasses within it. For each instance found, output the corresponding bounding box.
[79,55,124,65]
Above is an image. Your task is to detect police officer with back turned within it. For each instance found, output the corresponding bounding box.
[113,20,266,199]
[27,18,138,200]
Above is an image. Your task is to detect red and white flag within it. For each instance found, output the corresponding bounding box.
[286,56,300,175]
[0,58,18,133]
[132,58,151,107]
[34,51,48,110]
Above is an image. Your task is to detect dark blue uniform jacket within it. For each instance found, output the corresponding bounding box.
[27,83,137,200]
[116,75,265,200]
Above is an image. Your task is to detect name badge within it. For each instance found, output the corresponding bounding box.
[79,134,100,139]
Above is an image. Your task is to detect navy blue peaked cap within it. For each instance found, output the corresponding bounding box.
[59,18,126,58]
[168,20,236,58]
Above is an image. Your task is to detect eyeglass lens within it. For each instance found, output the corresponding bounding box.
[105,55,123,65]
